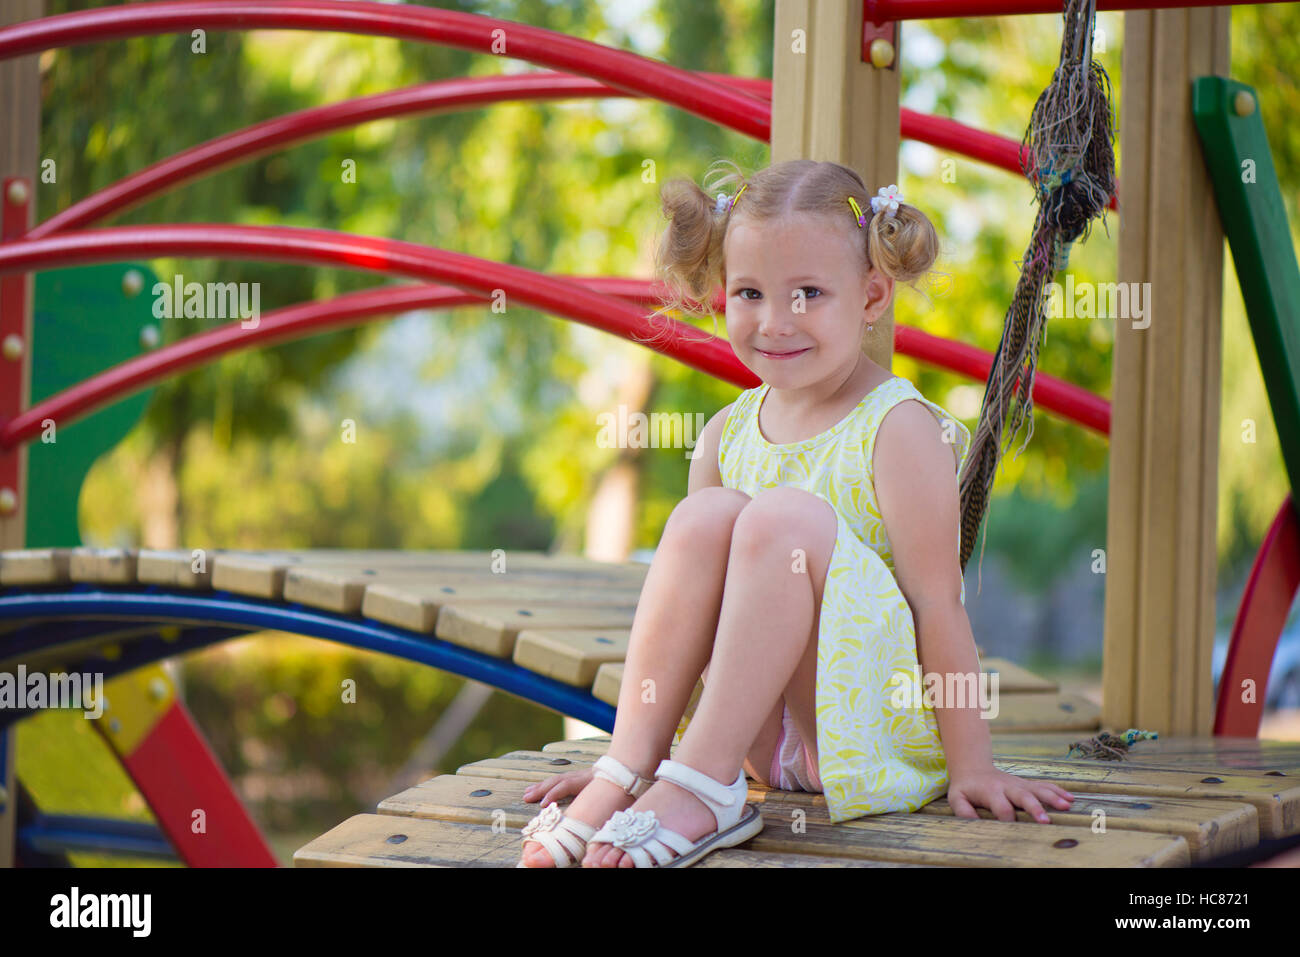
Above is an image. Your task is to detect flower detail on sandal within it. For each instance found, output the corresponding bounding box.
[601,808,659,848]
[521,802,563,839]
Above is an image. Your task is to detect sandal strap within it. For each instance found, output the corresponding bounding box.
[654,759,744,831]
[591,754,653,798]
[523,813,596,867]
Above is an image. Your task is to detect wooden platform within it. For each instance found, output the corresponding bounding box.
[296,732,1300,867]
[0,546,1098,731]
[5,546,1292,866]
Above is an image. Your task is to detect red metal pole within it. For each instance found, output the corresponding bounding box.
[0,224,755,432]
[1214,496,1300,736]
[865,0,1276,22]
[32,70,1112,239]
[0,260,1108,451]
[0,179,29,528]
[30,72,765,240]
[0,1,768,139]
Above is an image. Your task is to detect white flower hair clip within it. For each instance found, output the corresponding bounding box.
[870,184,904,219]
[714,182,748,215]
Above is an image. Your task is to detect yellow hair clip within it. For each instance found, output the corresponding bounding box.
[847,196,868,228]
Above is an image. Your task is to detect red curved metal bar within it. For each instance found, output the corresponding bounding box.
[0,225,757,448]
[30,70,1113,239]
[864,0,1274,21]
[0,1,768,139]
[1215,495,1300,736]
[0,254,1109,452]
[900,111,1117,212]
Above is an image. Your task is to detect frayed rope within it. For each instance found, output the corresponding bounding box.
[1066,728,1159,761]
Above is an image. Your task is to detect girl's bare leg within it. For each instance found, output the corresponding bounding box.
[585,486,838,868]
[519,486,751,866]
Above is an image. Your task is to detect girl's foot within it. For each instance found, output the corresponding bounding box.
[582,769,722,868]
[519,755,662,867]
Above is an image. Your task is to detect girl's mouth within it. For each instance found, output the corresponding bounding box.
[756,347,810,360]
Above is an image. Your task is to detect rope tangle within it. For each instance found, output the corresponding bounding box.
[957,0,1116,594]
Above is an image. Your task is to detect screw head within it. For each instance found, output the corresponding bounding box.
[2,334,22,361]
[1233,90,1256,116]
[148,677,168,701]
[869,38,895,69]
[109,717,122,733]
[122,269,144,297]
[139,324,160,349]
[0,488,16,515]
[5,180,28,206]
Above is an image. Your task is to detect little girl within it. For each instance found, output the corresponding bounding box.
[518,158,1073,869]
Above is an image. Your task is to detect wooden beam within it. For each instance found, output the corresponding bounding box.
[1103,7,1229,734]
[772,0,900,371]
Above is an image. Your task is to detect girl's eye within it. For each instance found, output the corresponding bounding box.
[737,288,760,300]
[797,287,822,300]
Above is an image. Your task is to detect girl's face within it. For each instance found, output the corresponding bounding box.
[723,212,893,389]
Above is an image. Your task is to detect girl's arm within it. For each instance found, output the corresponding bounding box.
[872,400,1073,823]
[687,402,734,495]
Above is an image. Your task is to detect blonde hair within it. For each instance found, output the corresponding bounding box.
[639,158,941,349]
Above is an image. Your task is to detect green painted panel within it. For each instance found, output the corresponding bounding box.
[1193,76,1300,504]
[26,263,159,547]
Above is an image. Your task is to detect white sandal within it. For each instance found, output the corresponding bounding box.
[517,754,654,867]
[587,758,764,868]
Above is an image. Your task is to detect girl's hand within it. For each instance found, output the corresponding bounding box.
[522,767,594,806]
[947,766,1073,824]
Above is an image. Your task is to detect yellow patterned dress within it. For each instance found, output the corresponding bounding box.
[672,375,972,824]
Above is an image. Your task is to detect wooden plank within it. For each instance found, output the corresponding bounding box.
[294,814,517,868]
[456,750,1252,862]
[0,548,71,585]
[992,733,1300,773]
[592,661,624,706]
[990,758,1300,840]
[285,556,645,614]
[68,547,137,584]
[399,768,1184,867]
[296,810,919,868]
[987,692,1101,732]
[136,548,215,589]
[212,549,645,601]
[979,657,1058,693]
[511,628,631,686]
[381,774,928,867]
[362,580,641,632]
[437,603,637,658]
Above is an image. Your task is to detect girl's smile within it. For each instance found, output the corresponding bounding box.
[756,346,811,360]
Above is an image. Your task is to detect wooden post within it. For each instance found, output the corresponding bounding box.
[0,0,41,869]
[771,0,900,372]
[1103,7,1230,735]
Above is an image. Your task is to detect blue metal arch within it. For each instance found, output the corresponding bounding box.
[0,585,618,731]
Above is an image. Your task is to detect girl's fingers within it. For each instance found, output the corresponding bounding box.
[1013,790,1050,824]
[989,794,1016,823]
[948,791,978,820]
[1042,784,1073,806]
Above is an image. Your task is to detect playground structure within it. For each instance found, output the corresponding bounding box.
[0,0,1297,867]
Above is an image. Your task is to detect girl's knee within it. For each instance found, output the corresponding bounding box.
[664,486,750,542]
[732,487,837,555]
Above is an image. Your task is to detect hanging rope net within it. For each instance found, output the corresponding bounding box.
[958,0,1117,594]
